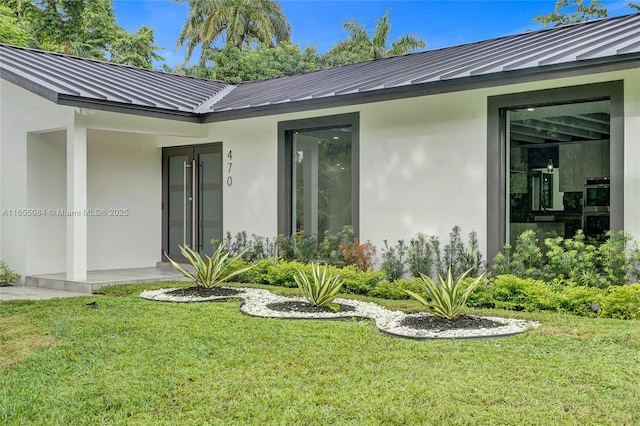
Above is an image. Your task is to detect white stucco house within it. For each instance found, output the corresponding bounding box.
[1,14,639,291]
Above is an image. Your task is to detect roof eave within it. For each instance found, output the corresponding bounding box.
[56,95,204,123]
[1,68,60,104]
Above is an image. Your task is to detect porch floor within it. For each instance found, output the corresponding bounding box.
[24,266,187,294]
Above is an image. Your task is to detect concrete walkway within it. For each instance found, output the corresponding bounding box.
[1,266,187,301]
[0,286,92,301]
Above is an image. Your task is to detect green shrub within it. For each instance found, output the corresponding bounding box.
[0,260,20,285]
[465,277,493,308]
[262,259,309,287]
[492,230,544,279]
[544,231,601,287]
[369,279,419,300]
[555,283,604,317]
[226,258,267,283]
[403,267,485,319]
[598,231,640,286]
[485,275,556,312]
[599,284,640,320]
[442,226,484,278]
[494,230,640,286]
[275,233,318,262]
[380,239,406,281]
[407,233,433,278]
[319,225,353,265]
[214,232,278,261]
[339,265,385,295]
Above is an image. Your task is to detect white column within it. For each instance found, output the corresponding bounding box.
[66,119,87,281]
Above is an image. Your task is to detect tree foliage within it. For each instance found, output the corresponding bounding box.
[0,0,162,68]
[164,42,317,82]
[532,0,639,28]
[110,26,163,69]
[176,0,291,63]
[322,8,425,67]
[532,0,608,27]
[0,5,36,47]
[210,43,317,82]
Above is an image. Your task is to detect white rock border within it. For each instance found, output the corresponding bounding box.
[377,313,539,340]
[140,286,540,339]
[139,287,245,303]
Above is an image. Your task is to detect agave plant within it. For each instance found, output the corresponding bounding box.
[165,244,254,289]
[294,263,344,308]
[403,267,485,320]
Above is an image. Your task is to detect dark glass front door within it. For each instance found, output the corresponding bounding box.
[163,144,222,260]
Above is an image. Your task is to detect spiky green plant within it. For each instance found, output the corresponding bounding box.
[403,267,485,319]
[294,263,344,308]
[165,244,255,289]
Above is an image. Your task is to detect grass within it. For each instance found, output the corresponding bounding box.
[1,282,639,425]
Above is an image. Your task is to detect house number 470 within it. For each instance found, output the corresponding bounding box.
[227,150,233,187]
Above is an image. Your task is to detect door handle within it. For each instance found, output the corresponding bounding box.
[192,159,197,251]
[183,160,191,248]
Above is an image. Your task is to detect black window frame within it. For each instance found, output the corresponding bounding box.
[486,81,624,261]
[277,112,360,237]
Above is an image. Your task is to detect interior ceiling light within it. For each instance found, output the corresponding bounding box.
[547,158,554,173]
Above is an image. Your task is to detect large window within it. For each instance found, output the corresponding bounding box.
[507,101,611,245]
[278,113,359,237]
[487,81,624,260]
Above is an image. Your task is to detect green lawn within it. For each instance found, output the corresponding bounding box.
[1,282,639,425]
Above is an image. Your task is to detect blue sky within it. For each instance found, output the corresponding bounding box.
[112,0,636,68]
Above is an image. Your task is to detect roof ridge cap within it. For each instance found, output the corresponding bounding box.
[193,84,237,113]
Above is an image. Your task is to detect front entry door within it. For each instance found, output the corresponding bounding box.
[163,144,223,260]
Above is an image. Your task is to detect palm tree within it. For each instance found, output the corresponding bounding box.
[176,0,291,63]
[324,9,426,66]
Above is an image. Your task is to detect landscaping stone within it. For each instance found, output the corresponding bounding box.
[139,286,540,339]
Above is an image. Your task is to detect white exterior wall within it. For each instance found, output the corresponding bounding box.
[622,68,640,239]
[358,91,487,248]
[1,80,205,278]
[86,130,161,270]
[26,130,66,275]
[1,67,639,279]
[1,80,74,279]
[203,68,639,254]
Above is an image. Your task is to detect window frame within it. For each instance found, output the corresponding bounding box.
[277,112,360,237]
[486,81,624,261]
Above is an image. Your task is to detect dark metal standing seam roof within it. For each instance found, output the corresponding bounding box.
[0,45,231,118]
[1,13,639,122]
[209,13,640,114]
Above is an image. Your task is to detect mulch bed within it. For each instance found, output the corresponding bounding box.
[266,300,357,314]
[401,314,503,331]
[165,286,244,298]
